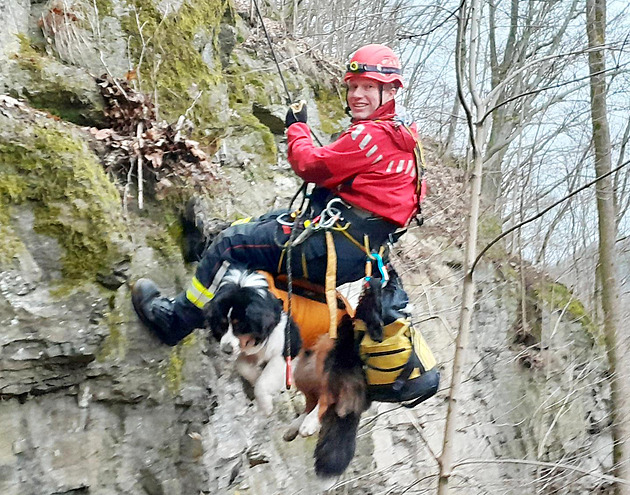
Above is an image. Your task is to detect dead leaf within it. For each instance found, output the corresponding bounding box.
[125,69,138,81]
[94,128,115,140]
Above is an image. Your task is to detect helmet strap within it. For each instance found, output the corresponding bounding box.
[345,89,352,117]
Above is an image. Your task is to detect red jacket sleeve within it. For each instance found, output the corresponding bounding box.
[286,122,383,189]
[286,120,419,227]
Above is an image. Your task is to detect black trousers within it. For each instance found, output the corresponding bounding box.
[170,206,399,341]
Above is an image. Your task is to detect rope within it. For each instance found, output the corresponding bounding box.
[249,0,313,382]
[251,0,292,104]
[283,209,303,389]
[251,0,324,147]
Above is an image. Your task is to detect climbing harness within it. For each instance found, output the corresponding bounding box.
[257,272,352,348]
[277,196,396,344]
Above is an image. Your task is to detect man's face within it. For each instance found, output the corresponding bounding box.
[346,77,396,120]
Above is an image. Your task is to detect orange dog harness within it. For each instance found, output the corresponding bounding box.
[258,272,354,349]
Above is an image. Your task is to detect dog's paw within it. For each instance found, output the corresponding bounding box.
[299,411,320,437]
[283,414,305,442]
[316,475,339,492]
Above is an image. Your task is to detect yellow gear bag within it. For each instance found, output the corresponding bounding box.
[355,317,439,407]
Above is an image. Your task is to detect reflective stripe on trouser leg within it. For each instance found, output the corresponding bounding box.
[185,261,231,309]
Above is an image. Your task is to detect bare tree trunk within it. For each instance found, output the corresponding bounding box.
[586,0,629,492]
[437,1,488,491]
[443,33,466,158]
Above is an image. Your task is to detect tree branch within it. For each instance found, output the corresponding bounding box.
[397,0,464,40]
[453,458,628,486]
[471,157,630,274]
[479,61,628,124]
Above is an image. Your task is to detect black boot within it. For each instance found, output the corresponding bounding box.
[132,278,186,346]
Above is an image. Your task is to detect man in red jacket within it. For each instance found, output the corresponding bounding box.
[132,43,424,346]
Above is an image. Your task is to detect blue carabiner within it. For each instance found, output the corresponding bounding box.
[371,253,389,285]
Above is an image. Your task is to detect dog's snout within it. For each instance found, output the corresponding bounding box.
[238,335,257,349]
[219,330,239,355]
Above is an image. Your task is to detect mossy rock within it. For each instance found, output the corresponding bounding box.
[534,280,601,343]
[2,35,106,127]
[0,106,129,283]
[477,213,507,261]
[313,82,347,135]
[120,0,234,139]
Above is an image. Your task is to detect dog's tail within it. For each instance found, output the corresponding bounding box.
[314,407,362,477]
[314,315,370,477]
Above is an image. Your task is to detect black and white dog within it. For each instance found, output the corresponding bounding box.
[208,268,302,416]
[208,266,390,478]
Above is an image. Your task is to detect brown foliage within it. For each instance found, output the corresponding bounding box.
[93,75,218,199]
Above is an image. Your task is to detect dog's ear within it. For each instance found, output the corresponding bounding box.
[246,293,282,333]
[386,265,400,282]
[207,283,239,340]
[355,278,384,342]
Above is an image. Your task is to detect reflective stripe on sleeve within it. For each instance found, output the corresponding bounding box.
[185,276,215,309]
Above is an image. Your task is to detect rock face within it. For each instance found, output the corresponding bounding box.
[0,2,615,495]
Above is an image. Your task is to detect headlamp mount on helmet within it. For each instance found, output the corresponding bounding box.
[346,61,402,76]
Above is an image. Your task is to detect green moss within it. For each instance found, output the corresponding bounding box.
[166,346,184,393]
[163,334,196,393]
[314,84,346,135]
[225,56,279,108]
[93,0,113,17]
[122,0,232,138]
[0,204,25,265]
[26,91,100,126]
[146,212,184,261]
[97,310,129,361]
[535,281,601,343]
[0,119,127,282]
[477,214,507,260]
[16,34,45,70]
[234,112,278,166]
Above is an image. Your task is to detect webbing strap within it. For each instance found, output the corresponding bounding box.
[339,226,371,254]
[325,230,338,339]
[403,123,426,190]
[393,350,421,392]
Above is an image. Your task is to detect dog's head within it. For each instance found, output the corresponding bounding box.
[208,268,284,354]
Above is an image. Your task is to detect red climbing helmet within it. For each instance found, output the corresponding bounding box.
[343,44,404,88]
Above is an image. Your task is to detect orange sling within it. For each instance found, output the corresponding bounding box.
[258,272,354,349]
